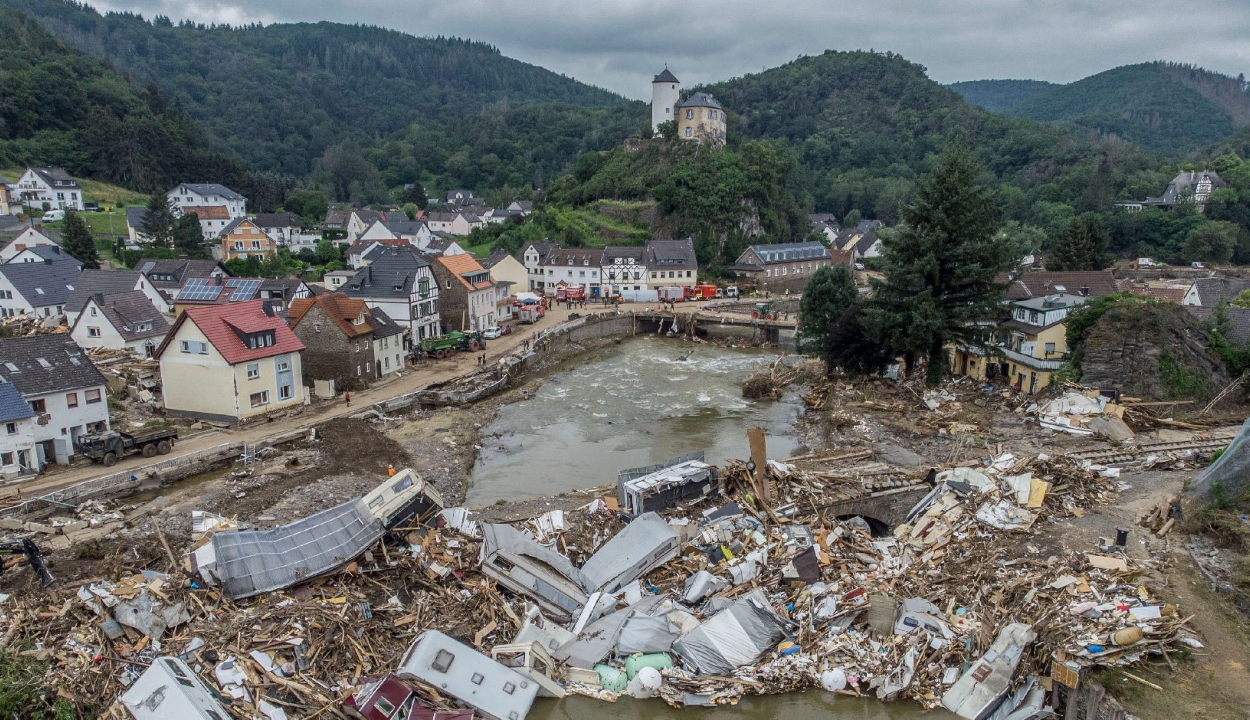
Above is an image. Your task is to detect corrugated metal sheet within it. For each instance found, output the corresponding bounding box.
[198,499,384,600]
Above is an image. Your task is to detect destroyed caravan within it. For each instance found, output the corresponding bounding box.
[188,469,444,600]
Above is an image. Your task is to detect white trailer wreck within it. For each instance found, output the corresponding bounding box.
[397,630,539,720]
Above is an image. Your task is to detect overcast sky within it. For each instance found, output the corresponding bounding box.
[92,0,1250,99]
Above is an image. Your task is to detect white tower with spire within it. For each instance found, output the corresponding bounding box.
[651,66,680,134]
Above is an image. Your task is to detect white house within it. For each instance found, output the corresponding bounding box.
[340,246,441,340]
[0,227,58,263]
[13,168,83,211]
[541,247,604,297]
[601,246,649,294]
[323,269,356,291]
[425,211,483,237]
[520,242,557,293]
[0,253,83,319]
[65,269,170,324]
[7,246,72,265]
[167,183,247,220]
[0,381,37,476]
[0,335,109,468]
[70,291,170,357]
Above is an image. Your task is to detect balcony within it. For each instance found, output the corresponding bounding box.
[957,342,1068,371]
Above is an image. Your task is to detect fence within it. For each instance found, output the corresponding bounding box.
[0,441,246,518]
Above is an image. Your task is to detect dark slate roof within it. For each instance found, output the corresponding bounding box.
[1187,306,1250,345]
[857,219,882,234]
[0,335,105,395]
[603,246,646,263]
[481,250,512,269]
[173,183,244,201]
[852,231,880,256]
[809,213,839,227]
[0,258,82,307]
[136,258,231,287]
[382,220,427,236]
[0,216,21,233]
[14,246,75,263]
[369,306,406,340]
[521,242,556,261]
[0,382,34,423]
[1188,277,1250,307]
[544,248,604,266]
[253,213,303,229]
[744,241,828,265]
[85,291,170,341]
[341,246,431,300]
[676,92,722,110]
[1001,271,1119,300]
[65,269,141,315]
[28,167,79,189]
[645,238,697,270]
[1162,170,1227,204]
[653,68,679,83]
[125,207,149,230]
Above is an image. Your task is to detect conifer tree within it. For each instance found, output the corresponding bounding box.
[60,209,100,269]
[863,144,1017,385]
[1047,215,1110,271]
[141,193,175,248]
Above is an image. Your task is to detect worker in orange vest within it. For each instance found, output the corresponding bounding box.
[387,465,396,477]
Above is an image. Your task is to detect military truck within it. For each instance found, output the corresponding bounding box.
[78,427,179,467]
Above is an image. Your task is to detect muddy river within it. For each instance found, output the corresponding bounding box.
[469,335,948,718]
[467,335,805,505]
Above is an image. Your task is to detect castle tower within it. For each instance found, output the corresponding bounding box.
[651,67,680,134]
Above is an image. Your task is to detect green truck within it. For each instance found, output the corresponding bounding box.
[421,331,486,358]
[78,427,178,466]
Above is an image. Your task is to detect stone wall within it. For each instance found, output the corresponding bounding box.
[291,303,375,391]
[430,261,469,333]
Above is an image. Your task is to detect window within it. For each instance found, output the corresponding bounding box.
[374,698,396,716]
[503,682,517,695]
[685,109,693,119]
[708,109,715,119]
[278,385,292,400]
[5,423,15,434]
[1045,342,1056,354]
[66,392,78,408]
[89,307,97,317]
[30,399,45,414]
[354,341,360,353]
[431,650,455,673]
[685,127,693,137]
[87,327,101,338]
[384,356,390,369]
[0,453,11,466]
[277,359,290,372]
[247,363,260,379]
[85,389,101,404]
[471,672,485,686]
[249,391,269,408]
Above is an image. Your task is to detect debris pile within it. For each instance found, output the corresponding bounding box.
[0,450,1203,719]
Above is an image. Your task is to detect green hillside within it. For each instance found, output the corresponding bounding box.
[948,79,1060,112]
[0,3,244,192]
[0,0,626,176]
[1006,62,1250,155]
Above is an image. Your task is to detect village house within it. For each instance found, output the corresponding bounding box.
[156,300,305,423]
[65,269,167,325]
[0,253,82,318]
[651,68,728,144]
[425,211,484,237]
[287,293,406,390]
[601,246,648,296]
[1182,277,1250,307]
[0,335,109,468]
[220,218,277,261]
[1116,170,1228,213]
[347,237,411,270]
[730,241,831,291]
[520,242,557,293]
[0,227,58,263]
[646,239,699,287]
[0,381,36,476]
[508,200,534,215]
[136,258,230,312]
[167,183,247,220]
[253,213,305,246]
[125,207,150,246]
[7,246,72,265]
[481,250,528,295]
[70,291,170,357]
[173,276,265,315]
[0,179,11,216]
[13,168,83,211]
[1002,270,1119,301]
[182,205,233,239]
[340,246,441,340]
[432,254,496,332]
[541,247,605,297]
[323,269,356,291]
[359,219,434,247]
[258,278,313,313]
[809,213,841,243]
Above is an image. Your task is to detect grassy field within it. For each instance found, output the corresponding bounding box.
[39,210,128,237]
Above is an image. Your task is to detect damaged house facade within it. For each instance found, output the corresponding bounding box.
[156,300,305,422]
[286,293,407,390]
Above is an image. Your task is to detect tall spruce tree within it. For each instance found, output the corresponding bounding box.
[1047,215,1110,271]
[172,214,207,258]
[863,144,1016,385]
[798,265,859,354]
[141,193,175,248]
[60,209,100,269]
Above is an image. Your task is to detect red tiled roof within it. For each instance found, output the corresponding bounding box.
[287,293,373,338]
[156,300,304,365]
[828,248,854,267]
[437,254,492,291]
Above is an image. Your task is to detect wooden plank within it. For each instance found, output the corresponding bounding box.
[1084,684,1104,720]
[1064,684,1080,720]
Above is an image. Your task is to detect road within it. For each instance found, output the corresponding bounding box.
[0,304,590,503]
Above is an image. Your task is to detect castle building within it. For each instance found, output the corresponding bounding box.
[651,68,727,145]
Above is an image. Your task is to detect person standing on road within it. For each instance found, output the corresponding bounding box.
[345,391,351,407]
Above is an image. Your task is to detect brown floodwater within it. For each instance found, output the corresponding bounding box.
[529,692,957,719]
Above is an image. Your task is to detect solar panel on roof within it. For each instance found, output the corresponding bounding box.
[176,278,224,302]
[226,279,262,301]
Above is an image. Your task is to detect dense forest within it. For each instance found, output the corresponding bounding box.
[0,0,627,177]
[0,3,246,191]
[1004,62,1250,156]
[948,79,1060,112]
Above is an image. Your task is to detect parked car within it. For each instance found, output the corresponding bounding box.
[41,210,65,223]
[482,326,503,340]
[501,324,513,336]
[1191,262,1206,269]
[854,262,865,271]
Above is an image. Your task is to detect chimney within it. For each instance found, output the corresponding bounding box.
[262,301,276,317]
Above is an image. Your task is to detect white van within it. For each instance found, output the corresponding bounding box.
[41,210,65,223]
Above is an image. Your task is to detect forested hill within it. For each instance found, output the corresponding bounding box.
[1,0,626,176]
[0,3,244,192]
[948,79,1059,112]
[1005,62,1250,156]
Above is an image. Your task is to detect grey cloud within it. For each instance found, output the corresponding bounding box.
[91,0,1250,98]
